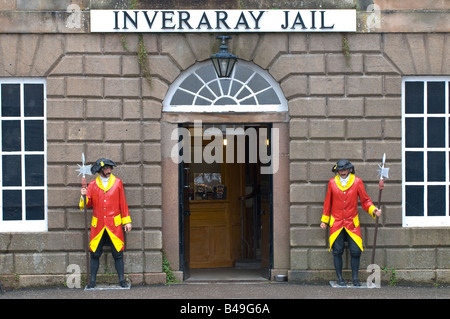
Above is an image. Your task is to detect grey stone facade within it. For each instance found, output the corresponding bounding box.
[0,1,449,287]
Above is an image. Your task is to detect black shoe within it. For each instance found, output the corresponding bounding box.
[119,280,128,288]
[337,278,346,286]
[352,279,361,286]
[87,281,96,289]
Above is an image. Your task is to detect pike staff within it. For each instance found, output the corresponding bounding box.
[76,153,92,286]
[371,153,389,265]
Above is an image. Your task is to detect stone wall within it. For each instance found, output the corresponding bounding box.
[0,31,449,287]
[0,0,449,33]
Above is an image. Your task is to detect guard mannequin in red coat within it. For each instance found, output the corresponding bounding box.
[320,160,381,286]
[80,158,132,288]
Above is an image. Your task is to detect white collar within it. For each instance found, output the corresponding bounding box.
[339,175,350,187]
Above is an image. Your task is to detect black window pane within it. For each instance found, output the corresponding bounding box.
[405,151,423,182]
[2,155,21,186]
[427,82,445,114]
[2,120,21,151]
[428,152,445,181]
[427,117,445,148]
[26,190,44,220]
[405,118,423,148]
[427,186,446,216]
[2,190,22,220]
[24,84,44,117]
[25,155,44,186]
[405,82,424,114]
[1,84,20,117]
[405,186,424,216]
[25,120,44,151]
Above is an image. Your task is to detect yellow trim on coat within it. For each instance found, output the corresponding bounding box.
[79,196,89,210]
[328,227,364,252]
[346,229,364,251]
[334,174,355,191]
[122,215,132,224]
[321,215,330,224]
[90,227,106,252]
[89,226,125,253]
[329,227,343,251]
[368,205,377,218]
[96,174,116,193]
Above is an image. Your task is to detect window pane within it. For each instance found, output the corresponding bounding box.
[25,155,44,186]
[247,73,270,92]
[427,118,445,148]
[24,84,44,117]
[2,120,21,151]
[405,118,423,148]
[1,84,20,117]
[26,190,44,220]
[180,74,203,92]
[25,120,44,151]
[405,81,424,114]
[171,90,194,105]
[428,152,445,181]
[405,186,424,216]
[2,190,22,220]
[2,155,21,186]
[256,88,280,105]
[234,66,253,82]
[196,66,216,83]
[219,79,232,95]
[214,97,237,105]
[427,82,445,114]
[427,186,446,216]
[405,151,423,182]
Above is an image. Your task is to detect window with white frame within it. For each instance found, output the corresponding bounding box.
[402,77,450,227]
[162,61,288,113]
[0,79,47,232]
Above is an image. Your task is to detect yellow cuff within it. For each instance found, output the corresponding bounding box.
[79,196,88,210]
[368,205,376,218]
[321,215,330,224]
[122,215,132,224]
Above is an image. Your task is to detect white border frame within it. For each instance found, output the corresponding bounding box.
[402,76,450,227]
[0,78,47,232]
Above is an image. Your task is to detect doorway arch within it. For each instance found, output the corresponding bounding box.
[161,60,289,281]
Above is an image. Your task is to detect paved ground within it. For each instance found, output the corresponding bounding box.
[1,282,449,299]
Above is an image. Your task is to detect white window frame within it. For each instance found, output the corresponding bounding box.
[402,76,450,227]
[163,60,288,113]
[0,78,47,232]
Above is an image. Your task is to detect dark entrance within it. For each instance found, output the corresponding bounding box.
[179,123,273,280]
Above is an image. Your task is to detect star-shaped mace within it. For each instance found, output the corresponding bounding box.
[76,153,92,178]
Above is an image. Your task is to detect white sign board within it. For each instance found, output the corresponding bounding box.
[91,9,356,33]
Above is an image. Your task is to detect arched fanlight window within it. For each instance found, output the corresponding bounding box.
[163,61,287,113]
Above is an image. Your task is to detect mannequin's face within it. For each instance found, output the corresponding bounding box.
[100,165,113,178]
[338,169,349,178]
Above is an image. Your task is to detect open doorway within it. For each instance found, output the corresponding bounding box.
[178,123,273,280]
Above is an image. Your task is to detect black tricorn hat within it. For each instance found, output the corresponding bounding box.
[90,158,117,175]
[332,159,355,174]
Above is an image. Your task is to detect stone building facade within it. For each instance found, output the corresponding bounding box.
[0,0,449,288]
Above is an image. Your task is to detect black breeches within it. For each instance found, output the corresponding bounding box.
[332,229,361,257]
[90,231,124,283]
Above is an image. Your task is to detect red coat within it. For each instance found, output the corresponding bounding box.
[79,175,131,252]
[321,174,376,251]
